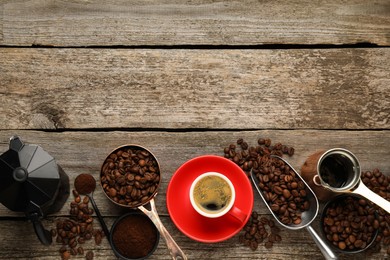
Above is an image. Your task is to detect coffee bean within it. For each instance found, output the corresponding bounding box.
[61,251,71,260]
[94,232,102,245]
[273,186,283,195]
[338,241,347,250]
[282,189,291,199]
[287,147,295,156]
[77,247,84,255]
[70,248,77,256]
[86,251,94,260]
[264,241,273,248]
[270,204,280,212]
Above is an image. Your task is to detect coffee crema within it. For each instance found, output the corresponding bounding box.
[192,175,232,214]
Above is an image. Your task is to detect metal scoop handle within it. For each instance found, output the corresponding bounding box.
[306,225,337,260]
[139,198,187,260]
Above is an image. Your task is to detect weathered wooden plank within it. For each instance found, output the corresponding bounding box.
[1,0,389,46]
[1,48,389,130]
[0,130,388,217]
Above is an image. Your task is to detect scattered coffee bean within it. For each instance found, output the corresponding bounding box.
[86,251,94,260]
[224,137,294,177]
[61,250,71,260]
[101,146,160,207]
[77,246,84,255]
[239,211,282,250]
[54,186,103,260]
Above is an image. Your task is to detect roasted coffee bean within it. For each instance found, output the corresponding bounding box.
[77,247,84,255]
[94,232,102,245]
[101,146,160,207]
[70,248,78,256]
[86,251,94,260]
[74,196,81,203]
[265,241,273,248]
[61,250,71,260]
[72,189,79,198]
[250,240,259,250]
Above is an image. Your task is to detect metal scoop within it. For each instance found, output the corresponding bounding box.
[250,155,337,260]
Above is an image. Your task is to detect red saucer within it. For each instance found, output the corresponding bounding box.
[166,155,253,243]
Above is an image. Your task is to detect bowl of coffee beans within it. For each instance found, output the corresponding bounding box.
[320,195,379,254]
[110,211,160,259]
[101,145,188,259]
[100,145,161,208]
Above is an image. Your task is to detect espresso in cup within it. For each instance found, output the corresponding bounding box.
[190,172,237,218]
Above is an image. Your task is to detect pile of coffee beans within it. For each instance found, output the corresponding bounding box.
[239,211,282,250]
[52,189,103,260]
[224,138,310,226]
[361,169,390,255]
[223,138,294,177]
[255,156,310,225]
[322,195,377,251]
[101,146,160,207]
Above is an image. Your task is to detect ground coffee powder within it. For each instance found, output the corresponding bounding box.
[111,213,158,259]
[74,173,96,195]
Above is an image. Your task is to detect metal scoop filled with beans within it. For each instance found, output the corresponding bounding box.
[100,144,187,260]
[250,155,337,260]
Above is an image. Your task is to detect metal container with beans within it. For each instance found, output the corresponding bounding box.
[101,146,160,207]
[320,195,379,254]
[100,144,187,260]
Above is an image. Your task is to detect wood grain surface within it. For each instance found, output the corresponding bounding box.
[0,0,389,46]
[1,48,389,130]
[0,0,389,259]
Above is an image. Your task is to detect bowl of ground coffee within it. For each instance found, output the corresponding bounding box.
[320,195,379,254]
[110,211,159,259]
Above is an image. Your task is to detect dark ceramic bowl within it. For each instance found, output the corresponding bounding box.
[320,194,379,254]
[110,211,160,260]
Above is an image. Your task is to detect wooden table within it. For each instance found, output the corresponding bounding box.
[0,1,389,259]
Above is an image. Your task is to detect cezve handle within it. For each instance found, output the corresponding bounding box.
[353,182,390,214]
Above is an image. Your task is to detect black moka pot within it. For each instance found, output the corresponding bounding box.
[0,136,70,245]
